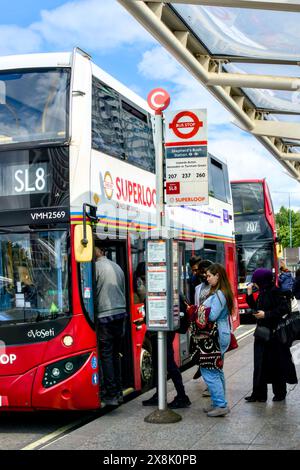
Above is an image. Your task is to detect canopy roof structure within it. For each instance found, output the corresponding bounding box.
[118,0,300,180]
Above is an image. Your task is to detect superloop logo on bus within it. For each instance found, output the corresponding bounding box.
[116,177,156,208]
[102,171,156,209]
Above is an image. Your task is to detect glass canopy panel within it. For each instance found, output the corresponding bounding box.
[223,63,300,113]
[174,4,300,61]
[243,88,300,113]
[268,114,300,123]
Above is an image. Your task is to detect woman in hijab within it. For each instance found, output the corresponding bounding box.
[245,268,297,402]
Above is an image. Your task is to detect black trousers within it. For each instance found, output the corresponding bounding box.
[151,331,186,399]
[97,317,125,400]
[253,339,287,399]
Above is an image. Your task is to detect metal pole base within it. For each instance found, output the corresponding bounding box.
[144,408,182,424]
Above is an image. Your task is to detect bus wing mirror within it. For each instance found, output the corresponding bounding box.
[74,225,93,262]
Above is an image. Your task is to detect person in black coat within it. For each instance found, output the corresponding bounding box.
[245,268,297,402]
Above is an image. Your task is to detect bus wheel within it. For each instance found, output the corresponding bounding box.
[140,339,153,391]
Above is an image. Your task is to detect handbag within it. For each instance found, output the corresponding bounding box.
[273,312,300,346]
[190,322,223,370]
[227,332,238,351]
[226,314,238,352]
[254,325,271,342]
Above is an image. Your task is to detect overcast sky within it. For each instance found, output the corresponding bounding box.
[2,0,299,211]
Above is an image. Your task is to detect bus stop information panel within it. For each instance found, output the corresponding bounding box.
[146,238,180,331]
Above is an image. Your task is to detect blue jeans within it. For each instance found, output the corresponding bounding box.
[201,365,227,408]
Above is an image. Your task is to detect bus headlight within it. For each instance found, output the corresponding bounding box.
[42,353,89,388]
[51,367,61,378]
[64,361,74,373]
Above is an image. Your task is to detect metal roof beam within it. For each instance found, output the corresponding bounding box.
[258,109,300,116]
[253,121,300,140]
[257,135,300,180]
[281,153,300,162]
[146,0,300,13]
[235,119,300,139]
[211,56,300,66]
[207,72,300,91]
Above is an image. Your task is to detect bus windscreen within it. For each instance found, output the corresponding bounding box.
[0,68,70,146]
[0,230,69,324]
[231,182,264,215]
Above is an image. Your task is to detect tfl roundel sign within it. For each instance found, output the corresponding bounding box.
[147,88,170,113]
[169,111,203,140]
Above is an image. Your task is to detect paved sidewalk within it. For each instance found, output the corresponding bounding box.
[44,334,300,450]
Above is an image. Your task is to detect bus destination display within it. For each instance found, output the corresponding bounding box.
[0,163,49,196]
[235,219,261,236]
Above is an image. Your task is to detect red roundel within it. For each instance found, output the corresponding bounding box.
[169,111,203,139]
[147,88,170,113]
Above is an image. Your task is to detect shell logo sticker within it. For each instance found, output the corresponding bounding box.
[93,193,100,205]
[103,171,114,200]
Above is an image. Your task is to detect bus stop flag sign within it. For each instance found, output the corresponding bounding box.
[147,88,170,114]
[164,108,208,206]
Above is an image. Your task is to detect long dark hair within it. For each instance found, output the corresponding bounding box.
[206,263,234,314]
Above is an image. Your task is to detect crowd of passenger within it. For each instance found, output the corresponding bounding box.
[142,255,300,417]
[94,242,299,417]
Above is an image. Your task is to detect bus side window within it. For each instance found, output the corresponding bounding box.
[80,263,94,322]
[92,77,124,159]
[121,100,155,173]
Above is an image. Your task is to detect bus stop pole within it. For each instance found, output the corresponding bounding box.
[144,111,181,423]
[157,330,167,410]
[155,112,164,230]
[155,111,167,412]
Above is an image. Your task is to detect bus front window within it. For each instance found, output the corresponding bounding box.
[237,243,273,290]
[0,231,69,324]
[0,69,69,146]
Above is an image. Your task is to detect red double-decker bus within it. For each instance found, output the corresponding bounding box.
[0,49,238,411]
[230,179,278,317]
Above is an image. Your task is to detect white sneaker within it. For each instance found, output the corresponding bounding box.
[207,406,230,417]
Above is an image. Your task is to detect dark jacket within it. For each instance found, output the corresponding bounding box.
[293,277,300,300]
[247,286,288,329]
[278,271,294,292]
[246,286,297,385]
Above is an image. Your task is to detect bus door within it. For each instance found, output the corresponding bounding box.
[177,242,191,366]
[93,239,134,394]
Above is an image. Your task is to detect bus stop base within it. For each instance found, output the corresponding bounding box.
[144,408,182,424]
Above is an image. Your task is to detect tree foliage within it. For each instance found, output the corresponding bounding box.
[275,206,300,248]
